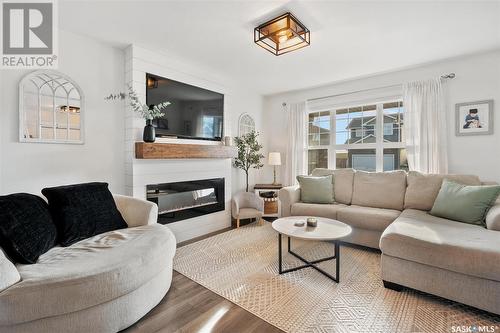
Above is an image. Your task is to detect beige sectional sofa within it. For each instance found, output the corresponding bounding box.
[279,168,500,314]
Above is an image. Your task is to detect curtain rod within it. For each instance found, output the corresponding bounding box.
[282,72,456,106]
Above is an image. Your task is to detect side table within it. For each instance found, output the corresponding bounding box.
[254,184,283,218]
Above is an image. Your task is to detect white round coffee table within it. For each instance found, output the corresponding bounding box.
[272,216,352,282]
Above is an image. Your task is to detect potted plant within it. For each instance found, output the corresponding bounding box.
[233,131,264,192]
[105,86,170,143]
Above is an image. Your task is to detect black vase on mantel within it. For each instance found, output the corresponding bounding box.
[143,119,155,143]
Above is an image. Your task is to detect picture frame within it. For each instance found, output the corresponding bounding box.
[455,100,494,136]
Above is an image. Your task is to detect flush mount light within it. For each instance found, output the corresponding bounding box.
[254,12,310,56]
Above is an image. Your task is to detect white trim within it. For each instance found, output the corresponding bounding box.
[307,83,402,112]
[375,103,384,172]
[328,111,335,169]
[335,143,377,150]
[306,96,403,114]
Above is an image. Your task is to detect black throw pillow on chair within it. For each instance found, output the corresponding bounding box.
[0,193,57,264]
[42,182,127,247]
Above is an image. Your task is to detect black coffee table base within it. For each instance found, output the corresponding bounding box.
[278,233,340,283]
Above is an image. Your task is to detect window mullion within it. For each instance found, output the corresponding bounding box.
[329,110,335,169]
[376,103,384,172]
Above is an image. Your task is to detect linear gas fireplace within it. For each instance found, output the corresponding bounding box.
[146,178,225,224]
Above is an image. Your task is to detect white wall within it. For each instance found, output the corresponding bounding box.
[0,30,126,195]
[263,50,500,184]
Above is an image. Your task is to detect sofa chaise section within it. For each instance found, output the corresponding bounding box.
[380,209,500,314]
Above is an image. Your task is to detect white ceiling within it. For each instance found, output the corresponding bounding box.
[60,1,500,96]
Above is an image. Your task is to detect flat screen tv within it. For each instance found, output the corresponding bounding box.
[146,73,224,141]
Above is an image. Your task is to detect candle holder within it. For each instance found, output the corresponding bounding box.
[307,217,317,227]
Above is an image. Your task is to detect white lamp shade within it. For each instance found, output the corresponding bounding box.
[268,152,281,165]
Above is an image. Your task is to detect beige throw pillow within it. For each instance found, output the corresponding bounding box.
[311,168,355,204]
[351,170,407,210]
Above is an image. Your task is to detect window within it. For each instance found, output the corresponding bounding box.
[308,149,328,174]
[383,101,404,142]
[383,123,393,136]
[307,100,407,173]
[202,115,222,138]
[308,111,330,146]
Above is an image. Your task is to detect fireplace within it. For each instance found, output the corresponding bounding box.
[146,178,225,224]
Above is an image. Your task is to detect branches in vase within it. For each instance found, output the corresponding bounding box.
[104,85,170,120]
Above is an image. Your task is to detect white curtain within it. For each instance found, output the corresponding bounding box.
[284,102,307,186]
[403,78,448,174]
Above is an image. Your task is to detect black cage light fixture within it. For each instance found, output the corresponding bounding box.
[254,12,310,56]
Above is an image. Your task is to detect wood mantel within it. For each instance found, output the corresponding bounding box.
[135,142,238,159]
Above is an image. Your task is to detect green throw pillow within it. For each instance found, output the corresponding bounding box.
[430,179,500,226]
[296,175,334,204]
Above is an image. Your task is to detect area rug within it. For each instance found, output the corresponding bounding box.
[173,223,500,333]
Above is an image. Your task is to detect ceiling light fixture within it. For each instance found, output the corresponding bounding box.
[254,12,310,56]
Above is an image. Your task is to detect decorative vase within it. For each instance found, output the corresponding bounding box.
[143,119,155,143]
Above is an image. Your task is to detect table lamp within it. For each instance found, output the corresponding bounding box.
[268,152,281,185]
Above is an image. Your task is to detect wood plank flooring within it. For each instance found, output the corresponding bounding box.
[124,223,284,333]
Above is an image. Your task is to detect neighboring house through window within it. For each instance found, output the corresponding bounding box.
[307,100,406,173]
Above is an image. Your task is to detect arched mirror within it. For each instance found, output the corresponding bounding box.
[238,113,255,136]
[19,70,84,144]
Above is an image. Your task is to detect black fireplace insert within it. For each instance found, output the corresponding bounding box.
[146,178,225,224]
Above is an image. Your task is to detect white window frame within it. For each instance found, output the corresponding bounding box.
[306,99,404,172]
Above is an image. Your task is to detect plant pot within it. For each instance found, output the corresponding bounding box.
[143,119,155,143]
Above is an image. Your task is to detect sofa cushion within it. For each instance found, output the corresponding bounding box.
[0,224,176,326]
[351,170,407,210]
[42,182,128,246]
[297,175,334,204]
[430,180,500,226]
[380,209,500,282]
[404,171,481,211]
[0,249,20,292]
[311,168,355,204]
[337,205,401,231]
[291,203,346,219]
[0,193,57,264]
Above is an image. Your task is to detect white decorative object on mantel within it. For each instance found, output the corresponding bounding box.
[238,113,255,136]
[19,70,84,144]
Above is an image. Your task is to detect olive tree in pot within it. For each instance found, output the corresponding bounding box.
[233,131,264,192]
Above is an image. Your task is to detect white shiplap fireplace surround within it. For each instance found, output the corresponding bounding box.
[124,45,232,243]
